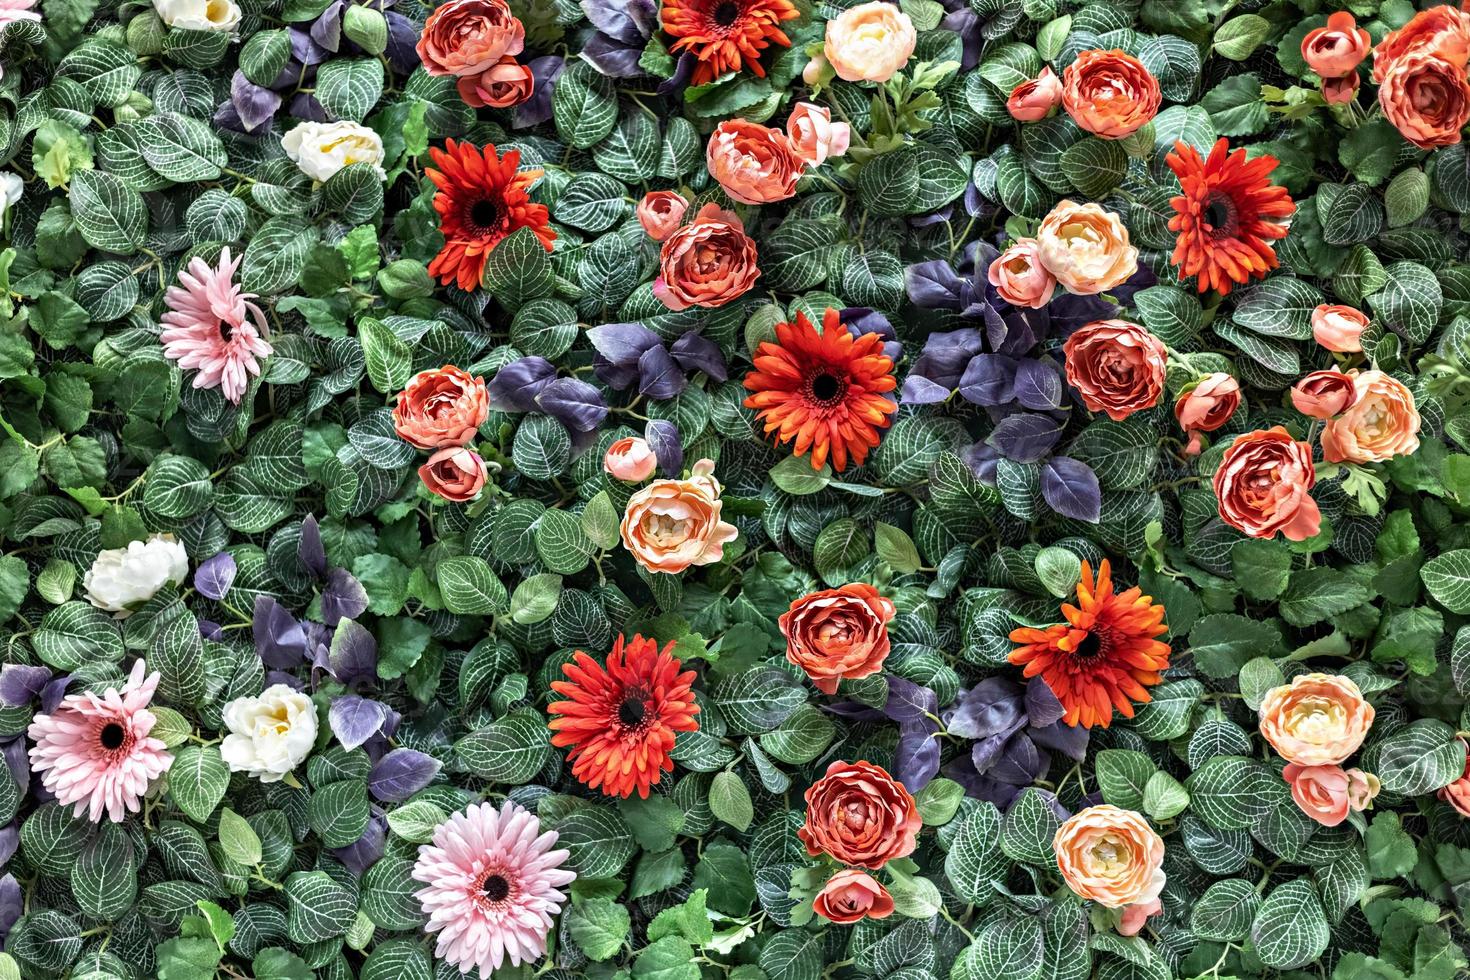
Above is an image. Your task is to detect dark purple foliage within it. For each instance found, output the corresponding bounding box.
[638,344,687,399]
[514,57,564,128]
[0,666,50,708]
[369,748,443,802]
[942,677,1089,810]
[299,515,328,579]
[988,413,1063,463]
[894,729,941,791]
[194,553,237,601]
[1012,359,1063,411]
[839,308,903,363]
[1041,456,1102,523]
[0,824,17,867]
[670,332,727,382]
[326,620,378,690]
[255,596,310,669]
[958,354,1018,406]
[0,740,26,799]
[332,809,386,875]
[321,567,369,625]
[645,419,683,477]
[588,323,660,367]
[535,378,610,433]
[329,695,388,750]
[488,356,558,411]
[883,676,938,725]
[0,874,20,947]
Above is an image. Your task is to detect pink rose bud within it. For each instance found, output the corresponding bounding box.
[986,238,1056,309]
[786,102,851,167]
[1007,66,1063,122]
[419,447,488,502]
[1173,372,1240,456]
[636,191,688,242]
[1311,303,1369,352]
[1301,11,1371,79]
[1290,368,1357,419]
[1117,898,1162,937]
[1345,768,1381,813]
[604,436,658,482]
[1284,763,1353,827]
[1321,73,1360,104]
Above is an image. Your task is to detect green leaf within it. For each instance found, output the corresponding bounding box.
[359,317,412,394]
[510,572,562,624]
[168,745,229,823]
[875,522,922,574]
[1364,811,1418,880]
[1251,879,1330,970]
[1213,14,1271,59]
[1095,749,1155,810]
[568,897,630,961]
[218,807,262,867]
[483,226,553,307]
[1423,549,1470,613]
[709,770,754,832]
[69,170,146,252]
[436,555,508,616]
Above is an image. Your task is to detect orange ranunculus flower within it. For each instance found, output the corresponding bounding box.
[1258,673,1374,767]
[1371,4,1470,83]
[637,191,688,242]
[706,119,805,205]
[419,447,488,502]
[1320,370,1421,464]
[1053,805,1165,909]
[1439,742,1470,817]
[786,102,850,167]
[1379,51,1470,150]
[457,57,534,109]
[1173,372,1240,455]
[823,1,916,83]
[1290,368,1357,420]
[1311,303,1369,352]
[604,436,658,482]
[780,583,896,695]
[797,760,920,870]
[620,459,738,574]
[653,204,761,311]
[1302,11,1371,79]
[1036,200,1138,296]
[393,365,490,450]
[1322,73,1360,104]
[1062,319,1167,422]
[1213,427,1321,541]
[1061,49,1161,139]
[987,238,1056,309]
[416,0,525,79]
[1007,66,1063,122]
[813,870,894,924]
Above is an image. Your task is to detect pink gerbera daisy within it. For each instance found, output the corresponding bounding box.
[27,660,173,823]
[160,246,273,404]
[412,801,576,975]
[0,0,42,27]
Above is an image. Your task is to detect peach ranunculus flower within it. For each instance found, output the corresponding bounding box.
[1062,319,1167,422]
[1060,49,1162,139]
[1036,200,1138,296]
[1117,897,1162,937]
[706,119,806,205]
[1438,742,1470,817]
[653,204,761,311]
[780,583,897,695]
[416,0,525,84]
[1174,372,1240,456]
[604,436,658,482]
[988,238,1056,309]
[637,191,688,241]
[1371,4,1470,83]
[1213,427,1321,541]
[1320,370,1421,464]
[1311,303,1369,353]
[1290,368,1357,420]
[823,1,916,84]
[1282,763,1379,827]
[797,760,920,869]
[812,870,895,925]
[1322,73,1360,105]
[393,365,490,450]
[1301,11,1371,79]
[419,447,488,502]
[1053,805,1166,909]
[1258,673,1375,767]
[1378,51,1470,150]
[786,102,851,167]
[457,57,534,109]
[619,458,738,574]
[1008,66,1063,122]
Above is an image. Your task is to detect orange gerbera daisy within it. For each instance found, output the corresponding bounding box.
[1008,560,1170,730]
[426,140,556,292]
[1164,138,1294,296]
[547,634,699,799]
[661,0,800,86]
[743,308,898,472]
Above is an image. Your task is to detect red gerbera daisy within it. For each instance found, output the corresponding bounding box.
[426,140,556,292]
[1164,138,1294,296]
[547,634,700,799]
[742,308,898,472]
[1008,560,1170,730]
[661,0,800,87]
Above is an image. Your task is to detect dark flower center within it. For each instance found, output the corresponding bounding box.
[1203,194,1237,237]
[1074,631,1106,660]
[808,372,847,406]
[470,199,503,231]
[100,723,126,750]
[618,696,647,727]
[713,0,739,26]
[482,874,510,902]
[218,320,234,342]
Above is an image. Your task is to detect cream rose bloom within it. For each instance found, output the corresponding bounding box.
[1321,370,1421,464]
[1258,673,1374,767]
[152,0,241,31]
[620,459,739,574]
[1053,805,1166,909]
[281,121,387,183]
[1036,200,1138,295]
[220,685,319,783]
[823,1,916,84]
[84,534,190,616]
[0,172,22,231]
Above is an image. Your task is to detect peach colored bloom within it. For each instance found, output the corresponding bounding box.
[393,365,490,450]
[1302,11,1370,78]
[798,760,920,869]
[1379,51,1470,150]
[988,238,1056,309]
[1345,768,1381,812]
[1174,373,1240,456]
[457,57,534,109]
[1371,4,1470,83]
[420,447,488,502]
[780,584,896,695]
[604,436,658,482]
[416,0,525,79]
[1320,370,1421,464]
[1062,319,1167,422]
[1061,49,1161,139]
[1118,898,1162,937]
[1008,67,1063,122]
[1322,73,1360,104]
[786,102,851,166]
[1311,304,1369,353]
[823,1,916,83]
[1439,742,1470,817]
[1214,427,1321,541]
[1259,673,1374,767]
[620,459,738,573]
[814,870,894,924]
[1283,763,1352,826]
[654,204,761,311]
[637,191,688,241]
[1036,200,1138,295]
[1290,368,1357,420]
[706,119,805,205]
[1054,805,1165,909]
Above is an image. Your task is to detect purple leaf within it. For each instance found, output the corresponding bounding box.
[322,567,368,626]
[0,874,20,946]
[290,25,330,64]
[988,413,1063,463]
[309,0,345,52]
[883,676,938,725]
[580,34,646,77]
[0,666,51,707]
[0,823,17,867]
[905,260,969,309]
[332,810,386,875]
[588,323,660,368]
[670,332,728,382]
[958,354,1018,406]
[329,695,388,750]
[193,553,238,601]
[384,12,421,72]
[254,596,310,670]
[894,729,940,792]
[1031,721,1090,763]
[39,677,70,714]
[1012,359,1063,410]
[369,748,443,802]
[514,56,564,128]
[1025,677,1066,729]
[638,344,687,400]
[0,740,26,799]
[230,72,283,132]
[299,514,328,579]
[1041,456,1102,523]
[328,619,377,689]
[900,375,955,404]
[991,734,1048,784]
[289,91,329,123]
[645,419,683,478]
[489,357,557,411]
[535,377,609,433]
[948,678,1026,739]
[656,51,695,97]
[581,0,654,43]
[910,328,983,390]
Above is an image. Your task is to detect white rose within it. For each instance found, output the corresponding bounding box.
[281,121,386,183]
[220,685,319,783]
[83,533,189,616]
[151,0,241,32]
[0,173,22,231]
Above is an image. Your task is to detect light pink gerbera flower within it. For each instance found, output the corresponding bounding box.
[160,247,273,405]
[0,0,42,27]
[27,660,173,823]
[412,801,576,975]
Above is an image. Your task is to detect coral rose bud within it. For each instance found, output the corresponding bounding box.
[1054,805,1166,909]
[604,436,658,482]
[798,760,920,869]
[1321,370,1421,464]
[620,459,739,573]
[1321,73,1360,104]
[987,238,1056,309]
[1302,11,1370,79]
[1283,763,1353,827]
[1438,742,1470,817]
[1062,319,1167,422]
[706,119,805,205]
[780,584,896,695]
[823,1,916,84]
[1213,427,1320,541]
[1290,368,1356,419]
[1036,200,1138,295]
[1259,673,1374,767]
[419,447,488,502]
[1007,66,1063,122]
[1345,768,1381,813]
[786,102,851,167]
[1378,51,1470,150]
[1371,5,1470,84]
[1117,898,1162,937]
[812,870,895,925]
[654,204,761,311]
[637,191,688,241]
[1061,49,1161,139]
[393,365,490,450]
[1310,304,1369,353]
[1173,372,1240,455]
[457,57,534,109]
[416,0,525,78]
